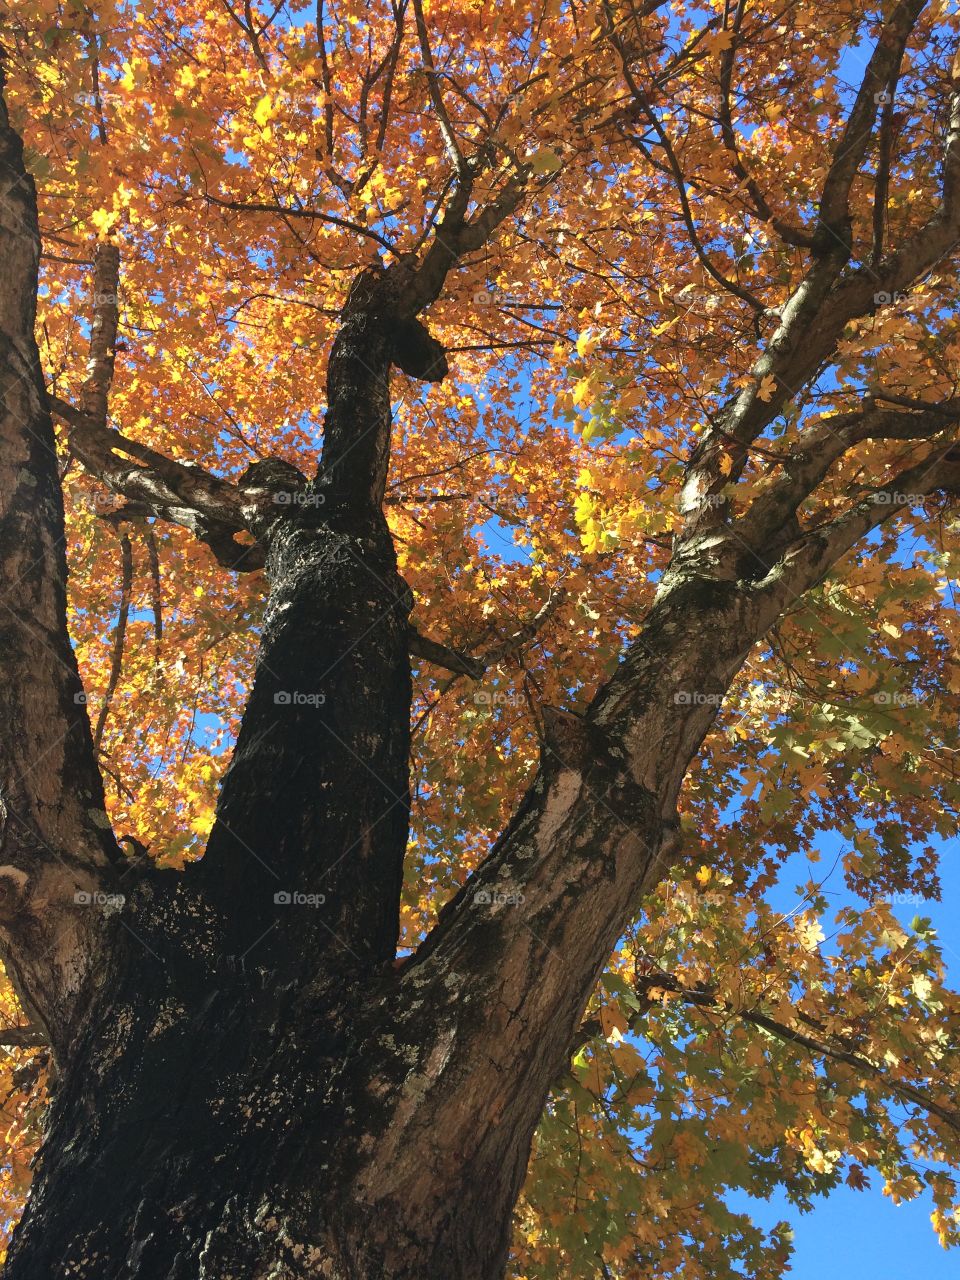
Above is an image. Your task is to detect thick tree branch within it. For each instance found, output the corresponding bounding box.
[0,1024,47,1050]
[361,397,960,1219]
[82,239,120,425]
[408,627,485,679]
[816,0,927,243]
[411,0,469,180]
[740,400,960,544]
[92,530,133,752]
[49,397,268,570]
[0,66,124,1051]
[766,443,960,601]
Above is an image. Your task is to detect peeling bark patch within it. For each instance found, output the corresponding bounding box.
[534,770,582,857]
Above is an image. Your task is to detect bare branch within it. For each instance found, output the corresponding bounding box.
[49,398,265,570]
[411,0,469,180]
[0,1025,47,1050]
[607,0,765,311]
[409,589,564,681]
[202,192,396,250]
[716,0,813,248]
[741,400,960,543]
[92,531,133,752]
[816,0,926,245]
[766,442,960,601]
[81,239,120,425]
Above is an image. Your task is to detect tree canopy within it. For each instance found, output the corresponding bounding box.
[1,0,960,1275]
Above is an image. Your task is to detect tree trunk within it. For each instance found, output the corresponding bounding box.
[2,873,548,1280]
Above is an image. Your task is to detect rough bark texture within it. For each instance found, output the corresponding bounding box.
[2,18,960,1279]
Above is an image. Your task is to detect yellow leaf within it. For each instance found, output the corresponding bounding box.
[90,208,119,235]
[253,94,274,127]
[704,29,735,54]
[572,378,592,407]
[651,316,679,336]
[529,148,562,175]
[757,374,777,402]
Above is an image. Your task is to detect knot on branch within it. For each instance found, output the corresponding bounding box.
[345,263,449,382]
[541,705,591,771]
[389,317,448,383]
[0,865,29,923]
[238,459,311,516]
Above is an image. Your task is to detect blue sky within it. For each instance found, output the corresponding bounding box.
[726,831,960,1278]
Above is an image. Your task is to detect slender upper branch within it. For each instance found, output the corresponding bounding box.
[625,968,960,1137]
[674,3,949,533]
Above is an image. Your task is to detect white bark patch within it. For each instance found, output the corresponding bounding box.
[535,770,582,857]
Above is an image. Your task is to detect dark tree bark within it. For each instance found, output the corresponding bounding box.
[2,17,960,1278]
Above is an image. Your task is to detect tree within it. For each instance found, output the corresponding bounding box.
[0,0,959,1274]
